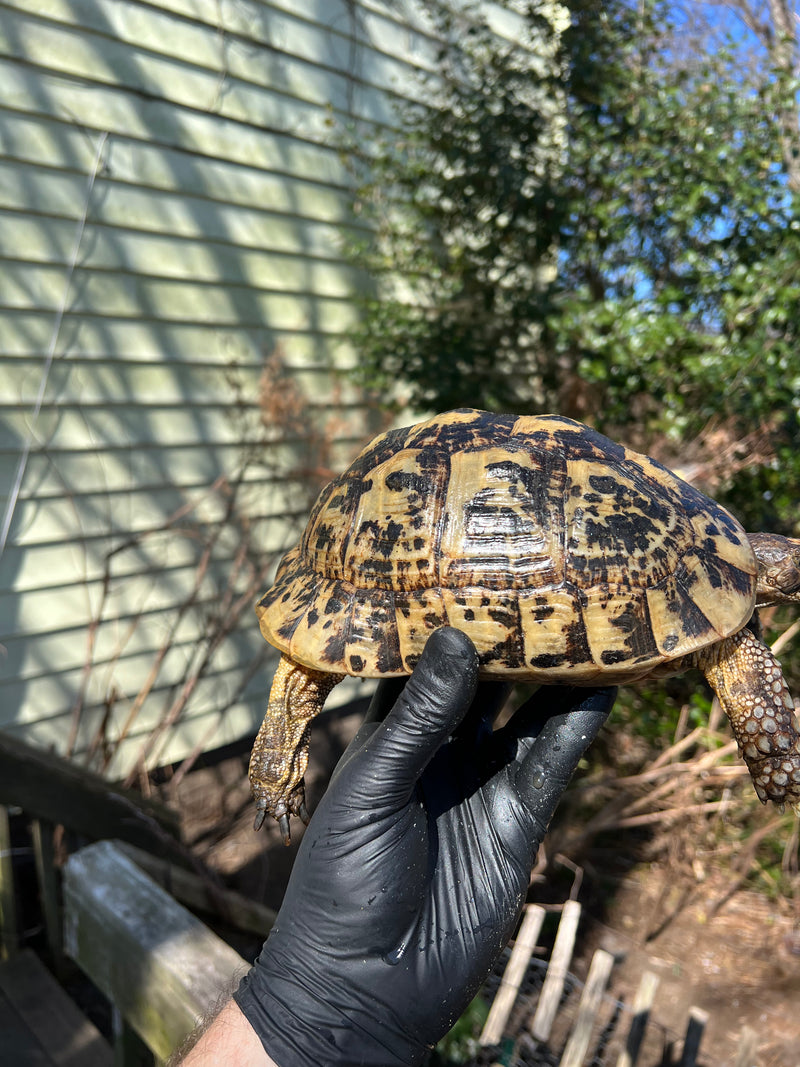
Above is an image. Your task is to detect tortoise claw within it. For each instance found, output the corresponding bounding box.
[253,800,267,832]
[278,813,292,846]
[252,795,298,844]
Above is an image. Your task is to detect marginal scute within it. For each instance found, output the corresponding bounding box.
[395,585,446,671]
[680,549,755,635]
[257,409,758,680]
[441,587,525,670]
[581,584,660,669]
[645,565,718,657]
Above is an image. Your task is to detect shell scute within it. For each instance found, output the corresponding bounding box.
[582,585,660,668]
[395,586,446,669]
[440,445,565,591]
[442,587,525,668]
[645,569,717,658]
[339,449,449,590]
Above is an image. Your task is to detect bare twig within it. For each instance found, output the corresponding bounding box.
[0,131,109,556]
[771,618,800,657]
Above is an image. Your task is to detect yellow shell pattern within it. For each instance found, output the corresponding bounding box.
[256,410,758,685]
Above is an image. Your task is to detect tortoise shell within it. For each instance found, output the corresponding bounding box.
[256,409,758,685]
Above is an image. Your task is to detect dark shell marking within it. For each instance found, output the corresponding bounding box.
[257,410,757,685]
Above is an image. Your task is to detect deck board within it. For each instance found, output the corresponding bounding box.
[0,950,113,1066]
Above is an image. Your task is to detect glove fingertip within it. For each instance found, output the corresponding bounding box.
[426,625,480,676]
[403,627,479,727]
[509,686,615,839]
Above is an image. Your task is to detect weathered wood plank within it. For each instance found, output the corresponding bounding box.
[1,534,290,605]
[0,218,361,298]
[0,168,357,251]
[2,61,347,186]
[558,948,614,1067]
[112,1006,157,1067]
[116,842,277,939]
[679,1006,709,1067]
[0,426,315,492]
[615,970,659,1067]
[0,806,18,959]
[0,309,361,365]
[0,948,113,1066]
[480,905,546,1047]
[63,841,247,1060]
[31,819,64,974]
[3,0,421,117]
[0,10,372,143]
[0,113,354,221]
[4,475,302,548]
[8,0,533,87]
[529,899,581,1043]
[0,402,258,453]
[2,262,360,332]
[0,459,303,519]
[0,732,180,850]
[1,653,266,732]
[733,1025,759,1067]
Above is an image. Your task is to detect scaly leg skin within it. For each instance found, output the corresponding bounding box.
[249,654,342,844]
[696,628,800,815]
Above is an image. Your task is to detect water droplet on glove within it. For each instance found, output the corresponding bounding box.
[383,941,407,966]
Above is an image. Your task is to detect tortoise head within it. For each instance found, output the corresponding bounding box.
[747,532,800,605]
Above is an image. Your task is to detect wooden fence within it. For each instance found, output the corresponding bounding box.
[478,901,760,1067]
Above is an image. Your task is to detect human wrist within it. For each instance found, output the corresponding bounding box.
[175,999,277,1066]
[233,944,427,1067]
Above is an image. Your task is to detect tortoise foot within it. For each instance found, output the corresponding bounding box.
[749,756,800,815]
[248,654,342,842]
[701,628,800,814]
[278,786,310,845]
[247,653,341,845]
[251,783,309,845]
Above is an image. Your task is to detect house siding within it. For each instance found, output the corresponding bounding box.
[0,0,561,778]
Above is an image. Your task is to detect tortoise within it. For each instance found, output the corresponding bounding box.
[250,408,800,843]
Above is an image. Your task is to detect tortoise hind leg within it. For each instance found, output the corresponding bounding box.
[249,653,342,843]
[696,628,800,814]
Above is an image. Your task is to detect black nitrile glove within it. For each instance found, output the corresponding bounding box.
[235,627,615,1066]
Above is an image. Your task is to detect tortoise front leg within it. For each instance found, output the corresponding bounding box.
[249,654,342,843]
[695,628,800,814]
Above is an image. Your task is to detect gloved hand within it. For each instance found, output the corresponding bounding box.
[235,627,615,1066]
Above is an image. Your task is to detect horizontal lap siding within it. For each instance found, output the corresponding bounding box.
[0,0,454,776]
